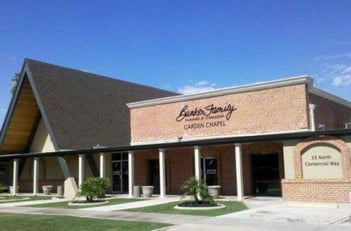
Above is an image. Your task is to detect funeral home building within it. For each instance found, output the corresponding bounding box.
[0,59,351,203]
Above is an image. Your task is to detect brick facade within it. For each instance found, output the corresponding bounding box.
[282,135,351,203]
[131,84,309,143]
[133,142,283,195]
[309,93,351,130]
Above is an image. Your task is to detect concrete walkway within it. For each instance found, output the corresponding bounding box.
[0,195,350,231]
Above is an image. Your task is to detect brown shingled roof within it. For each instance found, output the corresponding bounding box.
[21,59,177,149]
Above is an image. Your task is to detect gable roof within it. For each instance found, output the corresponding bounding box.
[0,59,177,153]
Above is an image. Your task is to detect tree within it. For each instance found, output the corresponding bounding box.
[10,73,20,95]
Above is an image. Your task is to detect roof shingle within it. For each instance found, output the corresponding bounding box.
[25,59,177,149]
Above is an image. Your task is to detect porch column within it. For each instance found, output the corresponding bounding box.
[159,148,166,198]
[235,143,244,201]
[12,159,19,195]
[194,146,201,180]
[33,158,39,195]
[99,153,106,178]
[78,154,85,188]
[128,151,134,198]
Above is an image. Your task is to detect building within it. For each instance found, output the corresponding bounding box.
[1,59,351,203]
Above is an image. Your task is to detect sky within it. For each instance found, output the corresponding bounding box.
[0,0,351,125]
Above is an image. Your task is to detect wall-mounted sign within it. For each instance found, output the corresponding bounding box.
[301,145,342,179]
[176,103,237,130]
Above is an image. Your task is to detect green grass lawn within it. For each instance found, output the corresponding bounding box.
[29,197,146,209]
[125,200,247,216]
[0,213,170,231]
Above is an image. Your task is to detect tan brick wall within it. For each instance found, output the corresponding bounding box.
[309,93,351,130]
[282,135,351,203]
[282,179,351,203]
[131,84,309,143]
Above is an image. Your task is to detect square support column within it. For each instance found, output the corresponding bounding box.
[33,158,39,195]
[235,143,244,201]
[12,159,19,195]
[78,154,85,188]
[128,151,134,198]
[159,148,166,198]
[194,146,201,180]
[99,153,106,178]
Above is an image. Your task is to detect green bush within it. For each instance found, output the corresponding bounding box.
[0,183,8,193]
[80,177,110,201]
[181,177,214,205]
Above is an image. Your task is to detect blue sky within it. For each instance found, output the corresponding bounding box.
[1,0,351,125]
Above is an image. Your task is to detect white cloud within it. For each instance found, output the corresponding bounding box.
[178,81,217,94]
[332,76,343,86]
[332,75,351,87]
[325,63,347,72]
[314,53,351,61]
[342,65,351,74]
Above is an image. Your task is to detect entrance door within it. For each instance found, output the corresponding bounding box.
[148,159,168,194]
[201,158,218,185]
[0,162,8,191]
[251,154,281,196]
[148,160,160,194]
[112,153,128,193]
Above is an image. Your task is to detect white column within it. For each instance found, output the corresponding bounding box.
[159,148,166,198]
[12,159,19,195]
[78,154,85,188]
[235,144,244,201]
[100,153,106,178]
[33,158,39,195]
[194,146,201,180]
[128,151,134,198]
[309,104,316,131]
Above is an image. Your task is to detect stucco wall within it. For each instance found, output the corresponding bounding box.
[282,140,298,179]
[30,119,55,152]
[131,84,309,143]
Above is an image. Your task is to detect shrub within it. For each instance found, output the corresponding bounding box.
[181,177,214,205]
[0,183,8,193]
[80,177,110,201]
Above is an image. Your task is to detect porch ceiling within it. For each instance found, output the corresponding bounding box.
[0,78,39,154]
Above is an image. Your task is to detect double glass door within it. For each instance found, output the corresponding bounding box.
[112,153,128,193]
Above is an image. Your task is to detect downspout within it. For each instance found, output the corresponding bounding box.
[309,104,316,131]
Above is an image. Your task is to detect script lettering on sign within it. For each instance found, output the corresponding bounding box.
[176,103,237,130]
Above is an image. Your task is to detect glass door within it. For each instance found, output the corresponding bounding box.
[201,158,218,186]
[112,160,122,192]
[111,153,128,193]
